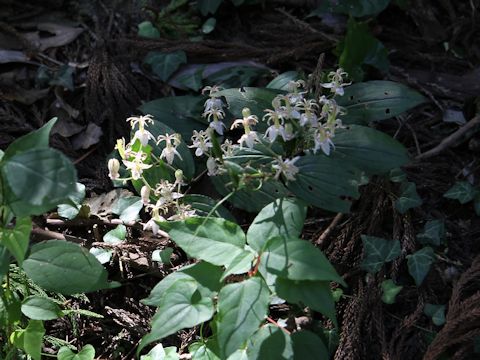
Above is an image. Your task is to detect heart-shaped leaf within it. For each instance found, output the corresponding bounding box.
[361,235,401,273]
[443,181,477,204]
[407,246,435,286]
[57,344,96,360]
[0,217,31,265]
[21,296,62,320]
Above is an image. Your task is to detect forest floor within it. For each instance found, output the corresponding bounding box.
[1,0,480,359]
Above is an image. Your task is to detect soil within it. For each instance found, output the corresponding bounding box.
[1,0,480,359]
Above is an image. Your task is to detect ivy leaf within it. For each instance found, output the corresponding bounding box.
[291,331,329,360]
[407,247,435,286]
[22,240,119,295]
[21,296,62,320]
[57,344,96,360]
[262,236,346,286]
[417,220,445,247]
[137,21,160,39]
[424,303,446,326]
[215,277,270,358]
[246,325,293,360]
[381,279,403,304]
[144,51,187,82]
[159,217,247,267]
[247,198,307,252]
[395,182,422,214]
[0,217,31,265]
[361,235,401,274]
[275,278,337,326]
[443,181,476,204]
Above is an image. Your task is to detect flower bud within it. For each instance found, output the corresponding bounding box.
[108,158,120,180]
[242,108,251,118]
[175,169,184,184]
[141,185,150,205]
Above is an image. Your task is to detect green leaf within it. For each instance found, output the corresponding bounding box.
[312,0,391,17]
[57,182,86,220]
[333,125,409,174]
[12,319,45,360]
[407,246,435,286]
[381,279,403,304]
[159,217,247,267]
[182,194,236,222]
[417,220,445,247]
[0,245,10,280]
[3,118,57,161]
[0,217,31,265]
[139,96,206,141]
[57,344,96,360]
[152,247,174,264]
[140,343,179,360]
[424,303,446,326]
[103,224,127,245]
[138,21,160,39]
[337,81,426,124]
[443,181,476,204]
[112,196,143,222]
[22,240,119,295]
[198,0,223,15]
[21,296,62,320]
[262,236,346,286]
[89,247,113,265]
[266,71,300,90]
[361,235,401,273]
[395,182,422,214]
[216,277,270,358]
[247,198,306,252]
[144,51,187,81]
[189,340,220,360]
[50,65,75,91]
[2,148,77,217]
[364,39,389,72]
[202,17,217,34]
[291,331,329,360]
[139,279,215,354]
[142,262,223,306]
[221,249,256,281]
[275,278,337,326]
[205,66,269,90]
[286,154,361,213]
[246,325,293,360]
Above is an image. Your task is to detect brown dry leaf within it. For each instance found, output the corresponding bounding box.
[86,189,134,220]
[72,122,103,150]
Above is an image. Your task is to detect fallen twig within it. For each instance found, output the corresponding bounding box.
[315,213,344,246]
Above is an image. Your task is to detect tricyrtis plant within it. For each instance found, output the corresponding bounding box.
[0,119,116,359]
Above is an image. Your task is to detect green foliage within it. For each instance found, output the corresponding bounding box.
[0,217,31,265]
[11,319,45,360]
[138,21,161,39]
[407,247,435,286]
[144,51,188,82]
[141,343,179,360]
[267,72,301,90]
[57,344,95,360]
[381,279,403,304]
[57,183,86,220]
[424,304,446,326]
[361,235,401,273]
[443,181,477,204]
[112,196,143,222]
[291,331,329,360]
[182,194,236,221]
[198,0,223,16]
[21,296,62,320]
[417,220,445,247]
[103,225,127,245]
[395,182,422,214]
[247,325,293,359]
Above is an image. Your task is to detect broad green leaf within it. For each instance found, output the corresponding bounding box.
[142,262,223,306]
[443,181,476,204]
[139,279,215,354]
[407,246,435,286]
[361,235,401,273]
[221,249,256,281]
[364,39,389,72]
[11,319,45,360]
[311,0,390,17]
[144,51,187,81]
[321,328,339,356]
[57,182,86,220]
[202,17,217,34]
[152,247,174,264]
[0,245,10,280]
[291,331,329,360]
[247,198,306,252]
[89,247,113,265]
[3,118,57,160]
[2,148,77,217]
[57,344,96,360]
[262,236,346,286]
[140,343,179,360]
[216,277,270,358]
[424,303,446,326]
[138,21,160,39]
[275,278,337,326]
[159,217,247,266]
[198,0,223,15]
[22,240,119,295]
[182,194,236,222]
[206,65,269,90]
[112,196,143,222]
[139,95,206,141]
[395,182,422,214]
[417,220,445,247]
[189,340,220,360]
[21,296,62,320]
[381,279,403,304]
[0,217,31,265]
[246,325,293,360]
[333,125,409,174]
[266,71,300,90]
[103,224,127,244]
[337,81,426,124]
[286,154,361,213]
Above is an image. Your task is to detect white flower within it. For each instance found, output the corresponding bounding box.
[238,131,259,149]
[321,68,351,96]
[189,130,213,157]
[108,158,120,180]
[209,119,226,135]
[272,156,300,181]
[299,113,318,127]
[265,124,288,142]
[122,151,152,180]
[153,180,183,206]
[157,133,183,165]
[204,97,224,112]
[132,128,155,146]
[221,139,235,157]
[313,128,335,156]
[206,157,219,176]
[143,218,161,235]
[126,114,154,129]
[168,204,196,221]
[141,186,150,205]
